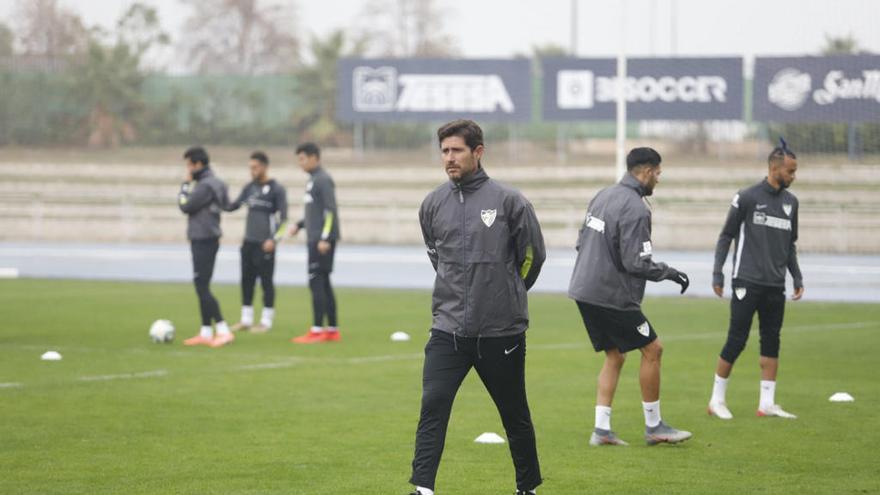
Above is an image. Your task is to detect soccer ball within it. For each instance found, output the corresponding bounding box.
[149,319,175,343]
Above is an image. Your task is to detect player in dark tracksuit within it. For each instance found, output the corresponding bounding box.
[290,143,341,344]
[568,147,692,447]
[409,120,546,495]
[177,146,234,348]
[225,151,288,333]
[708,140,803,420]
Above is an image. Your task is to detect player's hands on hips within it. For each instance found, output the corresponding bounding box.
[673,271,690,294]
[792,286,804,301]
[317,240,331,255]
[713,285,724,297]
[262,239,275,253]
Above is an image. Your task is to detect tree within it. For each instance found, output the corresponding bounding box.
[71,3,170,146]
[178,0,300,74]
[293,29,365,142]
[822,33,861,55]
[12,0,90,67]
[354,0,457,57]
[0,23,13,58]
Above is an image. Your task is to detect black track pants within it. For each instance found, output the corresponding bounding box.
[191,238,224,326]
[240,241,276,308]
[410,331,542,492]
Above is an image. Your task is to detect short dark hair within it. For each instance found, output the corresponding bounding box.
[296,142,320,159]
[437,119,484,151]
[250,151,269,166]
[626,147,662,171]
[183,146,209,166]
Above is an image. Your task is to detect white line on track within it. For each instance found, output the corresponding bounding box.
[236,358,307,371]
[77,369,168,382]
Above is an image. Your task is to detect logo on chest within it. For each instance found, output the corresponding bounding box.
[262,184,271,195]
[480,209,497,228]
[782,203,792,217]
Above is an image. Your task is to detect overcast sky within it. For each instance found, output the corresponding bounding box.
[2,0,878,61]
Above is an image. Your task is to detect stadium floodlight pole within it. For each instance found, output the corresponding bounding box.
[570,0,578,55]
[615,0,628,180]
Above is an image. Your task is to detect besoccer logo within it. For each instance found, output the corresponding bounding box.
[353,66,398,112]
[768,68,812,111]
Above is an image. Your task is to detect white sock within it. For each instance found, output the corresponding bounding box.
[711,374,729,403]
[595,405,612,431]
[415,487,434,495]
[199,325,213,339]
[241,306,254,325]
[260,307,274,327]
[643,400,661,428]
[215,321,230,335]
[326,326,338,333]
[759,380,776,410]
[310,326,323,334]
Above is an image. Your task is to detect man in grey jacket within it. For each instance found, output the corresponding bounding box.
[177,146,234,347]
[290,143,341,343]
[568,147,691,447]
[707,139,803,421]
[409,120,546,495]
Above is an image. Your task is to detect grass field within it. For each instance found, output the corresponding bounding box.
[1,279,878,494]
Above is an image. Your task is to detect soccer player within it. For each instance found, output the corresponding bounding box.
[568,147,692,447]
[225,151,288,333]
[177,146,234,347]
[409,120,546,495]
[708,139,804,420]
[289,143,341,343]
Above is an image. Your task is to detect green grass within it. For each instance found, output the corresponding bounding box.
[1,279,878,494]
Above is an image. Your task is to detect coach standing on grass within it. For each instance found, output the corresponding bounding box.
[408,120,546,495]
[177,146,234,348]
[707,139,803,421]
[568,147,692,447]
[225,151,288,333]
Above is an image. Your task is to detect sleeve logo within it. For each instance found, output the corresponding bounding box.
[639,241,653,258]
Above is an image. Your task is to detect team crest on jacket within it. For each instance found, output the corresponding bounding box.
[481,209,497,227]
[262,184,270,195]
[636,321,650,337]
[735,287,747,300]
[783,203,792,217]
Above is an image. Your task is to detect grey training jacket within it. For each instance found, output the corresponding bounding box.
[178,167,230,241]
[419,167,546,338]
[296,166,340,244]
[713,178,803,289]
[226,179,289,243]
[568,174,680,311]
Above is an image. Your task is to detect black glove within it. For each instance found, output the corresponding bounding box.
[671,270,690,294]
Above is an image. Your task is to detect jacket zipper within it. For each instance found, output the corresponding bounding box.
[458,185,467,337]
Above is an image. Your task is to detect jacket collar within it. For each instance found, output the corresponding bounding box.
[193,167,212,181]
[449,166,490,193]
[308,166,323,177]
[620,173,648,197]
[761,177,783,195]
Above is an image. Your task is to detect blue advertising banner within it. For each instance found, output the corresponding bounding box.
[542,57,744,120]
[754,55,880,123]
[336,58,532,122]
